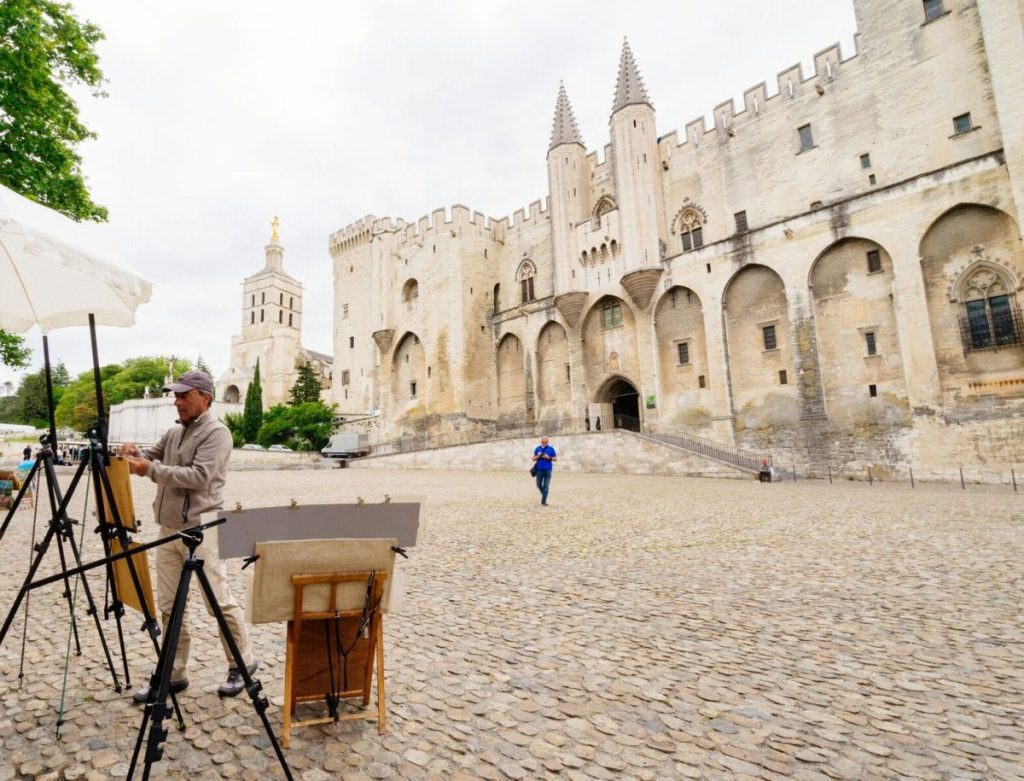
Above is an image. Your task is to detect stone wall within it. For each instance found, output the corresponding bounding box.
[348,431,745,478]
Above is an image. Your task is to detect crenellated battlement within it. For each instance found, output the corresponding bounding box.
[493,198,551,239]
[329,214,412,255]
[663,38,857,151]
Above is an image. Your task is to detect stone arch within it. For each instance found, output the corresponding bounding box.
[581,295,640,404]
[223,385,240,404]
[809,237,907,418]
[920,204,1024,382]
[536,321,571,422]
[391,331,425,413]
[723,264,796,420]
[654,286,710,428]
[594,374,641,430]
[496,333,526,419]
[401,278,419,304]
[593,195,617,221]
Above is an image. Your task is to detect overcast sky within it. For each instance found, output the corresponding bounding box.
[1,0,858,394]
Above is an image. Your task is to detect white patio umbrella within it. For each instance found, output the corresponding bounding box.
[0,183,151,334]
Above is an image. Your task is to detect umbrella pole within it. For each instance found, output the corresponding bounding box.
[88,314,107,455]
[42,336,59,455]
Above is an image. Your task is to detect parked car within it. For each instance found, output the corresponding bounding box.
[268,444,293,452]
[241,443,264,450]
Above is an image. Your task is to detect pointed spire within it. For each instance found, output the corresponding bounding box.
[549,81,584,150]
[611,37,653,116]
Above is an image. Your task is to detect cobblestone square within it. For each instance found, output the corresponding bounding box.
[0,468,1021,780]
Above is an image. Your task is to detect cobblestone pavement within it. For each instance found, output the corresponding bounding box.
[1,468,1021,781]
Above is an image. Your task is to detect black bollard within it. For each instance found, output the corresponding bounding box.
[910,466,915,489]
[868,466,873,486]
[1012,467,1017,494]
[960,466,965,490]
[827,464,832,485]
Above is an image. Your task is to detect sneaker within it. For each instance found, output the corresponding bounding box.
[132,677,188,704]
[218,660,259,698]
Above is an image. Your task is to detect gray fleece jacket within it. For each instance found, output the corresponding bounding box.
[141,410,233,530]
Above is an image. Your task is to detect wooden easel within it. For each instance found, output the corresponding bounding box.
[282,570,388,748]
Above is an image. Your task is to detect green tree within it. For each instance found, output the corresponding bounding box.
[256,401,333,451]
[222,411,244,448]
[289,362,321,405]
[14,361,70,428]
[54,356,187,431]
[241,359,263,443]
[0,0,108,221]
[196,354,212,377]
[1,331,31,369]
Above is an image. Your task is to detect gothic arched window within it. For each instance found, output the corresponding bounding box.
[516,260,537,304]
[956,264,1022,350]
[677,209,704,252]
[593,195,617,221]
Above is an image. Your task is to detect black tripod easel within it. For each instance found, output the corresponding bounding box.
[0,334,121,691]
[30,520,294,781]
[0,317,186,732]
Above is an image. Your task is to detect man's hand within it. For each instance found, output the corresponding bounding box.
[120,442,141,457]
[126,456,149,477]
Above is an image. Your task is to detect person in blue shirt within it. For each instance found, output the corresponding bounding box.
[532,436,557,505]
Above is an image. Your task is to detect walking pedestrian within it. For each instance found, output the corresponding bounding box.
[532,436,557,506]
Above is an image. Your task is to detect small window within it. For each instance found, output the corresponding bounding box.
[779,370,788,385]
[798,124,814,151]
[410,381,417,397]
[341,370,350,386]
[261,292,265,304]
[763,325,777,351]
[865,331,877,356]
[601,300,623,329]
[953,113,973,135]
[867,249,882,273]
[250,294,255,307]
[923,0,944,22]
[427,366,431,378]
[860,153,871,169]
[677,342,690,365]
[734,211,748,233]
[698,375,707,389]
[343,304,349,319]
[868,174,877,185]
[520,277,535,304]
[260,309,264,323]
[869,384,878,397]
[349,336,354,349]
[279,310,283,323]
[565,364,570,381]
[288,313,293,327]
[250,311,254,324]
[279,293,283,305]
[289,296,294,309]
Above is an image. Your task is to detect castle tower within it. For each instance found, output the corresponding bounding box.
[609,39,666,281]
[547,83,591,328]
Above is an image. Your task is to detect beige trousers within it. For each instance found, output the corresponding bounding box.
[154,525,253,681]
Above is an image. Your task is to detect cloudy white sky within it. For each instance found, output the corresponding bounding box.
[2,0,858,393]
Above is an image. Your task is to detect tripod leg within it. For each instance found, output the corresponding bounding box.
[193,564,294,781]
[130,558,194,781]
[51,524,84,656]
[0,522,61,649]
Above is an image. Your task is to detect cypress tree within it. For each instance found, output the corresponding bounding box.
[242,359,263,443]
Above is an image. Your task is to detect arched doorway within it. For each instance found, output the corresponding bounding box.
[224,385,240,404]
[598,376,641,430]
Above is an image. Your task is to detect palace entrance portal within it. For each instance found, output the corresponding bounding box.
[596,377,641,431]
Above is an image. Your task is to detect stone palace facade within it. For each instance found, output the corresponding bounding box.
[328,0,1024,476]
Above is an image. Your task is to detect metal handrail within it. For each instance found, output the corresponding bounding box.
[612,415,769,473]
